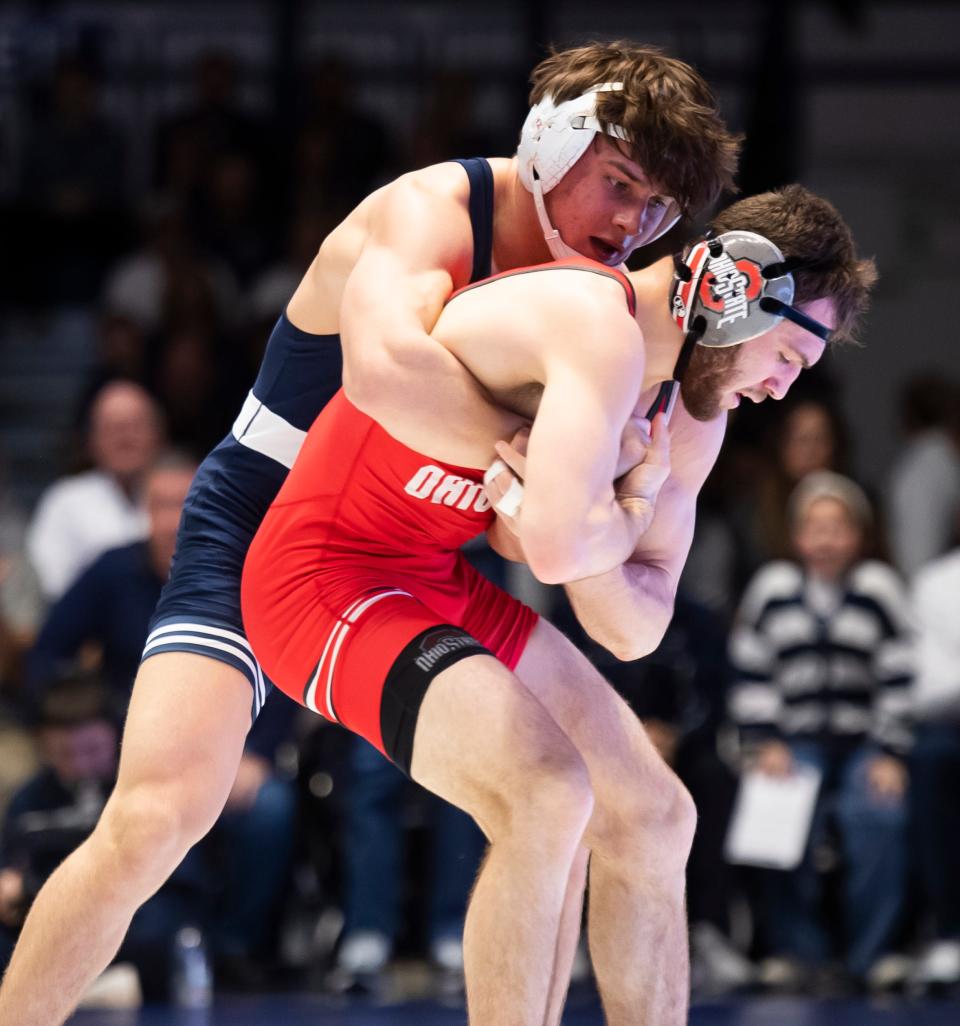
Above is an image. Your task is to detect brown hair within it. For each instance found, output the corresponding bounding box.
[710,185,878,343]
[529,41,741,218]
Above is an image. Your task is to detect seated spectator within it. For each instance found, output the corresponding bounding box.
[193,151,274,289]
[102,199,239,337]
[0,453,43,815]
[27,451,196,699]
[0,454,42,693]
[728,471,913,990]
[0,676,202,1002]
[887,374,960,579]
[26,380,164,602]
[292,55,396,212]
[146,322,241,459]
[907,522,960,993]
[20,53,128,305]
[26,451,298,981]
[155,50,265,206]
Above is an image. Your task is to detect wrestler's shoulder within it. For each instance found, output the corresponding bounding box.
[379,160,476,208]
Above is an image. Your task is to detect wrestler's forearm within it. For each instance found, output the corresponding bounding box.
[564,559,675,661]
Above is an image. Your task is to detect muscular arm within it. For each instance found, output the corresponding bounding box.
[564,409,726,660]
[336,170,477,429]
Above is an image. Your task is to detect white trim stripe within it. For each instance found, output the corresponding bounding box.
[346,590,411,623]
[303,589,413,722]
[231,390,306,470]
[324,622,351,722]
[147,621,254,655]
[143,624,267,714]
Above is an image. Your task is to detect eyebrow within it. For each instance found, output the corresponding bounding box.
[607,159,648,186]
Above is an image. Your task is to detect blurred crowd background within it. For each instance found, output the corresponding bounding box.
[0,0,958,1011]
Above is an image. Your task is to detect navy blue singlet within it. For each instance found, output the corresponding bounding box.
[143,159,496,716]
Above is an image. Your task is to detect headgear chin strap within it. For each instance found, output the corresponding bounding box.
[517,84,682,260]
[669,229,833,381]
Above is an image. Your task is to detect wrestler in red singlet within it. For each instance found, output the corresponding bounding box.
[241,259,635,774]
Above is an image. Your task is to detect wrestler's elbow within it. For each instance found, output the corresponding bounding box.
[522,531,588,585]
[587,600,674,662]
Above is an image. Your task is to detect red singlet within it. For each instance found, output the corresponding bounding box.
[241,258,634,765]
[241,390,538,760]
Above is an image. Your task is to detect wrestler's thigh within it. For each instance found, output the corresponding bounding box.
[409,650,589,837]
[111,652,251,838]
[513,619,681,834]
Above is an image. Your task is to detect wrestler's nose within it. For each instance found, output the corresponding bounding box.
[764,363,801,400]
[612,200,646,237]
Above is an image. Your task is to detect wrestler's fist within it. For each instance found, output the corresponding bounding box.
[615,411,671,535]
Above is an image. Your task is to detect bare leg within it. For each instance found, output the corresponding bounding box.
[410,652,594,1026]
[515,621,696,1026]
[544,845,590,1026]
[0,654,252,1026]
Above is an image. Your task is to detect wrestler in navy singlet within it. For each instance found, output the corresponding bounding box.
[141,158,495,717]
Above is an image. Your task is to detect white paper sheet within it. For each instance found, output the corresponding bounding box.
[724,765,822,870]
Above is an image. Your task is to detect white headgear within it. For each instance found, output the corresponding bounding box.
[517,83,681,260]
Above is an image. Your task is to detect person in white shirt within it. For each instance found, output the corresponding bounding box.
[26,380,164,601]
[887,376,960,579]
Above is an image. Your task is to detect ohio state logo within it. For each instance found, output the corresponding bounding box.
[699,254,763,327]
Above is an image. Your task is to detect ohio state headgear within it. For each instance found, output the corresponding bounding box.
[668,229,833,382]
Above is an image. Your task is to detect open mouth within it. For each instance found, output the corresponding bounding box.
[589,237,620,264]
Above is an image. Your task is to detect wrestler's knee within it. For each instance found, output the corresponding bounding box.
[484,731,594,845]
[590,761,697,867]
[96,779,222,887]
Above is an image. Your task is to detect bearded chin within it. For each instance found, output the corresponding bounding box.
[679,344,742,422]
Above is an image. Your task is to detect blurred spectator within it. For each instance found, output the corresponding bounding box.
[753,399,851,561]
[156,50,265,204]
[146,323,240,458]
[292,55,395,212]
[25,451,298,980]
[0,457,43,692]
[0,675,201,1001]
[683,397,852,618]
[247,205,331,329]
[27,451,196,700]
[907,528,960,994]
[328,741,484,994]
[26,381,163,602]
[411,70,501,167]
[20,54,129,304]
[729,471,913,989]
[102,199,239,336]
[193,150,274,288]
[82,314,149,404]
[0,455,43,820]
[887,374,960,579]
